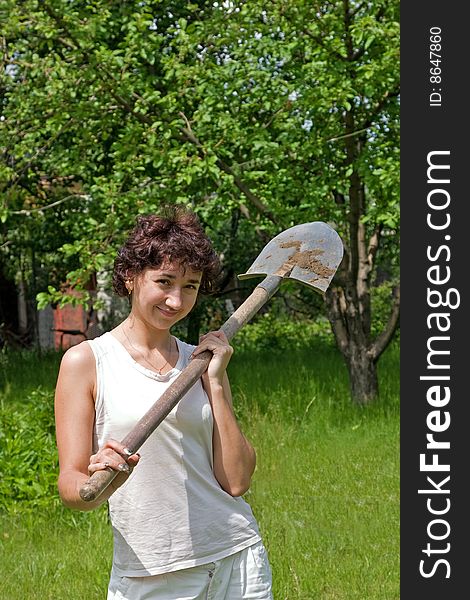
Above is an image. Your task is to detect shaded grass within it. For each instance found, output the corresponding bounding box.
[0,340,399,599]
[0,349,63,408]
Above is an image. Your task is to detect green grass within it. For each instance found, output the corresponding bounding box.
[231,344,399,599]
[0,340,399,599]
[246,415,398,599]
[0,508,112,599]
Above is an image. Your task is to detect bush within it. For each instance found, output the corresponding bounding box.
[0,389,60,510]
[234,313,334,352]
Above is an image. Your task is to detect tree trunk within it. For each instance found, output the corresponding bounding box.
[17,276,28,336]
[325,279,399,404]
[186,302,203,345]
[346,345,378,405]
[325,285,377,404]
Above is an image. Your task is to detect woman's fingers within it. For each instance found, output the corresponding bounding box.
[192,331,233,383]
[88,438,141,475]
[87,461,115,475]
[193,330,233,356]
[199,330,229,343]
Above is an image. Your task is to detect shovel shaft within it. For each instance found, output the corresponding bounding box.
[221,275,282,340]
[79,275,282,503]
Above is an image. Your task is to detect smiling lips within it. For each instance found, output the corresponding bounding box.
[156,306,180,318]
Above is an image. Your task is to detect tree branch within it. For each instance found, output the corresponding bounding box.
[327,127,369,143]
[11,193,89,215]
[179,115,279,225]
[368,283,400,361]
[301,28,346,61]
[360,87,400,131]
[367,224,382,268]
[324,286,350,356]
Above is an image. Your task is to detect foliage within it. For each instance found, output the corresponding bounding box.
[235,312,334,352]
[1,0,399,285]
[0,388,60,509]
[1,0,400,401]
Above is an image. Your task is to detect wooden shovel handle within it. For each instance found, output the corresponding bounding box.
[80,468,117,502]
[79,276,281,502]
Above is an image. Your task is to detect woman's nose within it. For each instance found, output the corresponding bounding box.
[165,288,183,309]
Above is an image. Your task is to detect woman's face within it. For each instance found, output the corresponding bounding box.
[131,263,202,330]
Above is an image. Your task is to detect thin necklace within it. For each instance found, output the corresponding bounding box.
[122,326,173,375]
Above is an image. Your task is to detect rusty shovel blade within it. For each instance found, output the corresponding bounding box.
[238,222,343,293]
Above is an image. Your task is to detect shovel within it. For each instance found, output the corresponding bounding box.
[79,221,343,501]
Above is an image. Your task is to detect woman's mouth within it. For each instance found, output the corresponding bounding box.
[156,306,180,318]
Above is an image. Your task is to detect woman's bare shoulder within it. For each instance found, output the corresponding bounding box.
[56,340,97,402]
[59,340,95,373]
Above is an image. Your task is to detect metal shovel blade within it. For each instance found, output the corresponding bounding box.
[238,222,343,293]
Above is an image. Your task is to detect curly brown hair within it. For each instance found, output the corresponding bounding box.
[112,206,221,296]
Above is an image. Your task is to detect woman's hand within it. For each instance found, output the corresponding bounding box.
[88,439,140,490]
[192,330,233,385]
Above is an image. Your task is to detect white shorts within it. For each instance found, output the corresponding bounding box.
[107,540,273,600]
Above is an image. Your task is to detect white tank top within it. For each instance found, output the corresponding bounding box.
[87,332,261,577]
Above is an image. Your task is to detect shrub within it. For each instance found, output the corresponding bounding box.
[0,389,60,510]
[235,313,334,352]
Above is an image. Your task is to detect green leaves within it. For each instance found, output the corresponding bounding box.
[0,389,59,510]
[1,0,399,311]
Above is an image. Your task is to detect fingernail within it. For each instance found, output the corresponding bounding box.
[118,463,130,473]
[123,448,133,457]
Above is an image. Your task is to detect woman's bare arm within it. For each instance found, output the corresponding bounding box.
[204,372,256,497]
[55,342,138,510]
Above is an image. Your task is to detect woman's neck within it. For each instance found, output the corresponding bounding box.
[119,315,172,351]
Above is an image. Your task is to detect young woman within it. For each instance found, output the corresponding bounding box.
[54,206,273,599]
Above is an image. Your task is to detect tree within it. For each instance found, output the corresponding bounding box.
[176,0,400,403]
[0,0,399,403]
